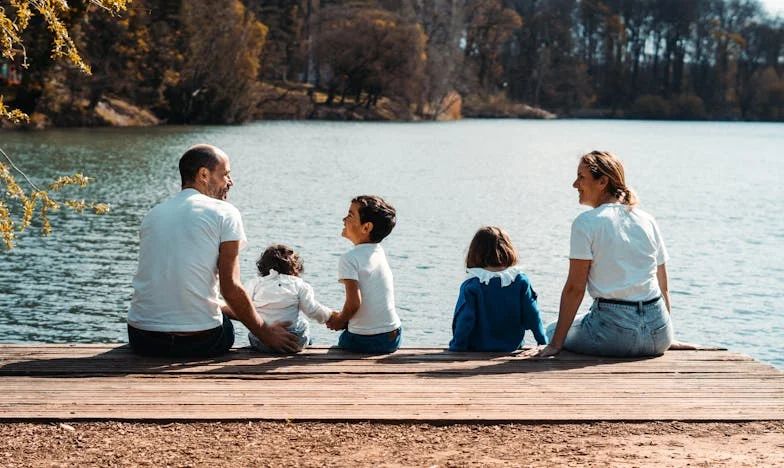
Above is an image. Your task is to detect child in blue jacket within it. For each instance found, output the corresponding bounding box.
[449,226,547,352]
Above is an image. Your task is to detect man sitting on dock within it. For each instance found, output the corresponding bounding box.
[126,144,300,357]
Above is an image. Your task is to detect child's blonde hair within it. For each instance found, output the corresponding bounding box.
[465,226,518,269]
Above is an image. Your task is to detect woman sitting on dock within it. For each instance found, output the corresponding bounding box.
[532,150,674,358]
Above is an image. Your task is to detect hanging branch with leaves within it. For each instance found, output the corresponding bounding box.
[1,0,130,250]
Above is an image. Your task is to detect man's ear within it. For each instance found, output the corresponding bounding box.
[197,167,210,182]
[361,221,374,235]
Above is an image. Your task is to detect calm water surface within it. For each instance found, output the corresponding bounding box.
[1,120,782,369]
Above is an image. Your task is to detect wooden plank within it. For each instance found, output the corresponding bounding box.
[0,345,782,422]
[0,345,745,361]
[1,347,777,377]
[2,404,781,421]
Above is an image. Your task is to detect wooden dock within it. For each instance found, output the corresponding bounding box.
[1,345,782,422]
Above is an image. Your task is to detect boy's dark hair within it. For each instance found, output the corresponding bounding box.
[179,145,220,186]
[257,244,304,277]
[352,195,396,242]
[465,226,519,269]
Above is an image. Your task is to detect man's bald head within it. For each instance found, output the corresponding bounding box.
[179,144,227,187]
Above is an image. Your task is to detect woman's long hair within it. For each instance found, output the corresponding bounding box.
[580,150,639,207]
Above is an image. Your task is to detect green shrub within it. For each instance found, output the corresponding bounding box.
[670,95,706,120]
[631,95,670,119]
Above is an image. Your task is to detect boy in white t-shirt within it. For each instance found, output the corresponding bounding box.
[326,195,402,353]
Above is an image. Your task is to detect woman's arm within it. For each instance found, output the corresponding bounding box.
[657,263,671,313]
[533,259,591,357]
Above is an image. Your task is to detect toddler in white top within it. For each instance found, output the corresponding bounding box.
[245,244,334,353]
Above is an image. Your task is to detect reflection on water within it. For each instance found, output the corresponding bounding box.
[1,120,782,369]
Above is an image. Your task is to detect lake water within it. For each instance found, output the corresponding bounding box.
[1,120,782,369]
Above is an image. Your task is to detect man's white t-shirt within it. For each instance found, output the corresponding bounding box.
[127,188,247,332]
[338,243,400,335]
[570,203,669,301]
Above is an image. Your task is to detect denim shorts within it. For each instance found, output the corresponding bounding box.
[338,327,402,354]
[546,298,673,357]
[249,319,310,354]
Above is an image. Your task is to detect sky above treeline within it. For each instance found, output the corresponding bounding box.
[762,0,784,15]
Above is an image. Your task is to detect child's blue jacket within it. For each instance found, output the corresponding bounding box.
[449,271,547,352]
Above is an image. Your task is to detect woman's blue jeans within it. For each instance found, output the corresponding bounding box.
[338,327,402,354]
[546,298,673,357]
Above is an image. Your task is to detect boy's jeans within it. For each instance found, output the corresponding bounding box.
[546,298,673,357]
[338,327,402,354]
[249,319,310,354]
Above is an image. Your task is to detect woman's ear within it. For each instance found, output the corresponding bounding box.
[599,174,610,190]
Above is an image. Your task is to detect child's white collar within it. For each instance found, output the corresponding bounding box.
[268,269,280,278]
[466,266,524,287]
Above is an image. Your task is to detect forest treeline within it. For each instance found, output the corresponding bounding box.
[2,0,783,125]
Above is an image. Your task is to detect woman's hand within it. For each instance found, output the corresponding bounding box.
[524,344,562,358]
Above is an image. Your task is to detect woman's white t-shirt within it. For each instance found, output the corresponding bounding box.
[570,203,669,301]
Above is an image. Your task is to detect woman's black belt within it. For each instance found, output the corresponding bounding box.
[597,296,661,306]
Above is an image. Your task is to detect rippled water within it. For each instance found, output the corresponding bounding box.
[1,120,782,369]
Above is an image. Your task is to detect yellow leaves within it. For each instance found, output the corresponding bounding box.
[0,161,110,250]
[2,1,130,122]
[0,201,14,249]
[1,94,29,124]
[49,173,93,191]
[0,2,121,249]
[372,18,397,29]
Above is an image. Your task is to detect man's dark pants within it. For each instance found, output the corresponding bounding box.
[127,313,235,358]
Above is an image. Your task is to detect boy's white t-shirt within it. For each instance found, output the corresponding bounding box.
[570,203,669,302]
[244,270,332,326]
[338,243,400,335]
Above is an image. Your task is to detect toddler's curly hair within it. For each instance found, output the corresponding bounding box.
[257,244,304,277]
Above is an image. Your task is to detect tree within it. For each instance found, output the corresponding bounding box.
[464,0,522,94]
[165,0,269,123]
[315,7,426,110]
[404,0,466,119]
[248,0,307,82]
[0,1,125,249]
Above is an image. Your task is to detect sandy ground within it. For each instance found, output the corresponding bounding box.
[2,421,783,467]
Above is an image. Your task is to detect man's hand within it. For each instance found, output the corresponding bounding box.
[523,344,562,358]
[256,321,300,353]
[326,312,347,331]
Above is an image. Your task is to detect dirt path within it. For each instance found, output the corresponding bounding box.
[2,421,783,467]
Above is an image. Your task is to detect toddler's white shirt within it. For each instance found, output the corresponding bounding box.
[244,270,332,326]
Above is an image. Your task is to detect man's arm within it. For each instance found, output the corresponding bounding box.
[218,241,300,352]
